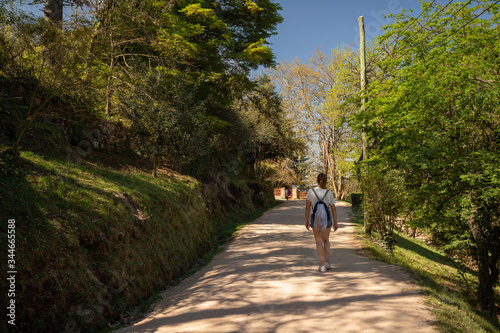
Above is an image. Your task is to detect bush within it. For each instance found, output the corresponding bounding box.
[351,192,363,207]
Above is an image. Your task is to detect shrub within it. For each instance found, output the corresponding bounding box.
[351,192,363,207]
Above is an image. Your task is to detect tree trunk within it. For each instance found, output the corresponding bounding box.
[474,236,498,314]
[151,156,157,178]
[44,0,63,22]
[321,126,328,174]
[328,126,338,197]
[328,154,337,197]
[467,205,499,315]
[320,125,338,196]
[85,0,115,79]
[105,58,114,115]
[106,23,116,115]
[337,170,343,199]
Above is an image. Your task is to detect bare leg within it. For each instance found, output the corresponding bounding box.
[323,227,331,264]
[313,228,325,266]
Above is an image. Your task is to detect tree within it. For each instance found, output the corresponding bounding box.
[358,0,500,315]
[122,72,211,175]
[102,0,283,120]
[235,75,305,180]
[2,0,284,178]
[25,0,90,23]
[269,51,337,194]
[269,48,363,198]
[1,1,104,155]
[76,0,284,176]
[43,0,63,22]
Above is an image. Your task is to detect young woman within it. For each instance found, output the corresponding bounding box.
[304,173,338,272]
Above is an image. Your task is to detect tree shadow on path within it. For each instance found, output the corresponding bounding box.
[119,200,437,333]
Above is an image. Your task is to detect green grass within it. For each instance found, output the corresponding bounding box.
[0,147,279,332]
[1,150,214,332]
[351,209,500,333]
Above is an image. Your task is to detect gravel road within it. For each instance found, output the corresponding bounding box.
[118,200,437,333]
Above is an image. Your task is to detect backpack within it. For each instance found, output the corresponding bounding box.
[311,189,331,229]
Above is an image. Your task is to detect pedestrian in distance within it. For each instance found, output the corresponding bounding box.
[305,173,338,272]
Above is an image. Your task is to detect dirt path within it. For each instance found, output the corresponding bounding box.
[118,200,437,333]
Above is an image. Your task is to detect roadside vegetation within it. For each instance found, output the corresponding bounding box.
[269,0,500,326]
[351,206,500,333]
[0,141,278,332]
[0,1,293,332]
[2,0,499,331]
[352,0,500,323]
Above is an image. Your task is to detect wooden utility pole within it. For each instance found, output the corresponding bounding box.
[359,16,371,235]
[359,16,368,161]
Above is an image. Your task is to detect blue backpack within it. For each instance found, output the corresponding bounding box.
[311,189,331,229]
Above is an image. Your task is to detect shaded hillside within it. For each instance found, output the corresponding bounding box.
[0,124,275,333]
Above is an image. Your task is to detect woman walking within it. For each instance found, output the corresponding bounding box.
[305,173,338,272]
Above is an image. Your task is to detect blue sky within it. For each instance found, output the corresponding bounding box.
[266,0,426,65]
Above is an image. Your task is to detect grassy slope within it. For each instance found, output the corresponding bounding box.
[350,206,500,333]
[1,149,216,332]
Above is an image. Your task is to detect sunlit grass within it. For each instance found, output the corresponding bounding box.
[1,149,281,332]
[1,150,214,332]
[351,209,500,333]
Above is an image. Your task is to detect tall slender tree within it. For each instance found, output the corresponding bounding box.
[269,48,363,198]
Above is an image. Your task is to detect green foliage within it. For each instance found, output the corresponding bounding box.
[0,4,106,155]
[359,167,405,252]
[0,1,288,332]
[354,0,500,316]
[216,0,282,71]
[237,75,306,180]
[99,0,287,179]
[350,192,363,207]
[122,70,212,172]
[157,3,230,63]
[0,0,302,213]
[353,213,500,333]
[324,47,364,179]
[148,0,282,99]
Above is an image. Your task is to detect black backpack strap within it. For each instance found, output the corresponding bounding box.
[320,190,331,222]
[327,190,332,221]
[320,190,329,202]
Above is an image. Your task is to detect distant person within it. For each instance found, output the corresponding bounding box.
[305,173,338,272]
[285,186,289,201]
[287,187,292,200]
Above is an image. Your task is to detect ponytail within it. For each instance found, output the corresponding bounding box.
[317,173,328,189]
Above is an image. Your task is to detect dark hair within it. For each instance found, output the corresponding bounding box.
[317,173,328,188]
